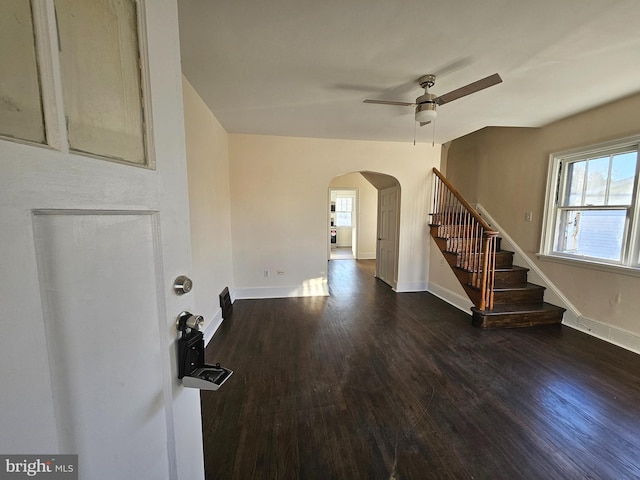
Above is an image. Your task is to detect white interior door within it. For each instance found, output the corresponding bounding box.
[0,2,203,479]
[377,186,399,287]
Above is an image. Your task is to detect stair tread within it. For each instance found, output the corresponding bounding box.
[443,249,514,256]
[468,282,544,293]
[495,266,529,273]
[472,302,566,316]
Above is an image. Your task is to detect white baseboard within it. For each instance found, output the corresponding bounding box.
[233,282,329,300]
[564,315,640,355]
[394,281,428,292]
[203,308,223,345]
[427,282,473,315]
[357,252,376,260]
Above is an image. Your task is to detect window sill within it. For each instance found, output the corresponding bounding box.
[536,253,640,278]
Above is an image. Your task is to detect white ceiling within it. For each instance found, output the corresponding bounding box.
[177,0,640,145]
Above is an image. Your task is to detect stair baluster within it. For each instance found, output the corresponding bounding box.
[430,168,497,310]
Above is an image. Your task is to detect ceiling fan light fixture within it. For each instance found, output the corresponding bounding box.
[415,102,437,123]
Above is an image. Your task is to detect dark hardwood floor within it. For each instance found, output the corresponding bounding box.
[201,259,640,479]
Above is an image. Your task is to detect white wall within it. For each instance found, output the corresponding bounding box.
[329,173,378,259]
[229,134,440,297]
[182,76,234,342]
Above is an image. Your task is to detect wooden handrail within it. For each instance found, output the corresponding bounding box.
[432,167,497,236]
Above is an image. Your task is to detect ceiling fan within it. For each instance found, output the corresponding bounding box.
[363,73,502,125]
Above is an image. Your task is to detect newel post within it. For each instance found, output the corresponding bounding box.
[479,232,497,310]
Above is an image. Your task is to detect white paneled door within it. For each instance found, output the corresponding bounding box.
[0,2,203,480]
[377,186,399,288]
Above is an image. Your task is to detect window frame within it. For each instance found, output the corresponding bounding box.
[0,0,154,169]
[334,196,354,227]
[539,134,640,275]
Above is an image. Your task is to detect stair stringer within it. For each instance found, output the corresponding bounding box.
[427,238,475,314]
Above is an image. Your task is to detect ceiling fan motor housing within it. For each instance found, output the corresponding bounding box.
[416,75,437,120]
[415,93,437,118]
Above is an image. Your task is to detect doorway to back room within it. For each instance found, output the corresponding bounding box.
[329,189,357,260]
[327,171,401,289]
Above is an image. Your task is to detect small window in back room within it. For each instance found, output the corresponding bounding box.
[541,136,640,270]
[335,196,353,227]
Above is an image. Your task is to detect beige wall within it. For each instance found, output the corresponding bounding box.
[439,92,640,340]
[182,77,234,339]
[329,172,378,259]
[229,134,440,296]
[181,76,441,304]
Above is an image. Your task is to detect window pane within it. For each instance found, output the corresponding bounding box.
[609,151,637,206]
[584,156,609,206]
[55,0,145,164]
[554,209,625,261]
[336,197,352,212]
[564,161,585,206]
[0,0,46,143]
[335,212,352,227]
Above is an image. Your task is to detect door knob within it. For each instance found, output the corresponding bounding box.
[176,311,204,331]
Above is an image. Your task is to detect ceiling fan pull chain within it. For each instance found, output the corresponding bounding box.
[432,119,436,147]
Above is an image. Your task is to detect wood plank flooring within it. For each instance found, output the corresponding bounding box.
[201,259,640,479]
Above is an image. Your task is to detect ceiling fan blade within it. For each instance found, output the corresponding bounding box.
[435,73,502,106]
[363,99,415,107]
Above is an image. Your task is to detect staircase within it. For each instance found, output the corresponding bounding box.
[430,168,565,328]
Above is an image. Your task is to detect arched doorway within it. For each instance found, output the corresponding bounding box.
[327,171,400,289]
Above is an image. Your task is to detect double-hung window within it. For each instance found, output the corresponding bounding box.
[335,197,353,227]
[540,135,640,271]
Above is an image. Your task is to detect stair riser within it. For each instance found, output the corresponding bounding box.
[452,268,471,285]
[440,252,514,271]
[494,270,528,288]
[472,311,564,329]
[495,253,514,269]
[443,252,459,268]
[433,225,480,238]
[430,227,503,253]
[455,269,496,291]
[493,289,544,305]
[444,238,503,254]
[433,236,448,252]
[431,230,502,250]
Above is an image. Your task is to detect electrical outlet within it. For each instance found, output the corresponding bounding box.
[264,269,269,277]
